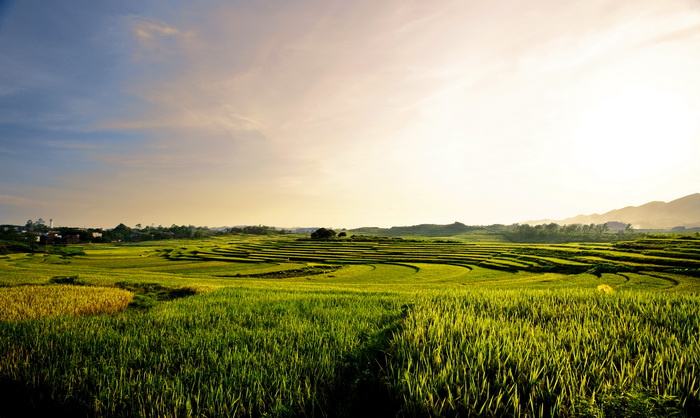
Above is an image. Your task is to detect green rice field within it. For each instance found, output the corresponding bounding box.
[1,235,699,417]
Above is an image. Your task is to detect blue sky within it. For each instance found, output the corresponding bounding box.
[1,1,144,193]
[1,0,699,227]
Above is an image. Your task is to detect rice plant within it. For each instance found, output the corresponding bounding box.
[0,285,133,321]
[387,289,700,417]
[0,235,698,416]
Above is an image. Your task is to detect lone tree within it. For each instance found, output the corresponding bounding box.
[310,228,336,240]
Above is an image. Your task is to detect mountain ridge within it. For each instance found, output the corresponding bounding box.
[527,193,700,229]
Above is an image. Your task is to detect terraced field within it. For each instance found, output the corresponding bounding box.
[167,235,700,289]
[0,235,699,417]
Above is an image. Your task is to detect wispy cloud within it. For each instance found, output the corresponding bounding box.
[1,0,699,226]
[126,15,195,64]
[130,16,189,45]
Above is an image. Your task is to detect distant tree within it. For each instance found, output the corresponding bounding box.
[114,223,130,233]
[227,225,284,235]
[25,218,48,233]
[110,223,132,241]
[338,231,347,238]
[310,228,336,240]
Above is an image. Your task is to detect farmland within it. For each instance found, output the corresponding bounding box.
[0,235,699,417]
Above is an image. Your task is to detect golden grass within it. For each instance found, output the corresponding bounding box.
[0,285,133,321]
[597,284,615,293]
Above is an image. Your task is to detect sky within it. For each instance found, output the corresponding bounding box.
[1,0,699,228]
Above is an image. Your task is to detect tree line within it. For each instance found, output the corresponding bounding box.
[0,220,288,250]
[503,223,633,242]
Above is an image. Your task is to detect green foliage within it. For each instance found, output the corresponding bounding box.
[505,223,634,243]
[387,290,700,417]
[351,222,640,242]
[48,275,86,285]
[223,265,341,279]
[0,236,698,416]
[227,225,289,235]
[310,228,336,240]
[0,241,33,255]
[114,282,197,310]
[585,263,635,277]
[104,223,218,242]
[47,245,86,257]
[0,289,403,417]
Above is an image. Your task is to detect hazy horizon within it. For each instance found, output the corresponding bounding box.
[2,0,699,228]
[4,191,698,230]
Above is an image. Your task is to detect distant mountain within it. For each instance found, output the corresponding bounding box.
[347,194,700,237]
[533,193,700,230]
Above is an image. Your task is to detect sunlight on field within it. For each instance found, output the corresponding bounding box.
[0,285,133,321]
[0,236,698,416]
[597,283,615,293]
[390,289,699,416]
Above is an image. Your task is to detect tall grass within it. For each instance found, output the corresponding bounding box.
[387,289,700,417]
[0,288,402,417]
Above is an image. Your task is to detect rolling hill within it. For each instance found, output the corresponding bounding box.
[351,222,480,237]
[539,193,700,229]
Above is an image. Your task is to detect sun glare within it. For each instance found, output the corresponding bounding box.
[571,84,697,180]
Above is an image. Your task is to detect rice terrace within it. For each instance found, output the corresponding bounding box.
[2,0,700,416]
[1,229,699,417]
